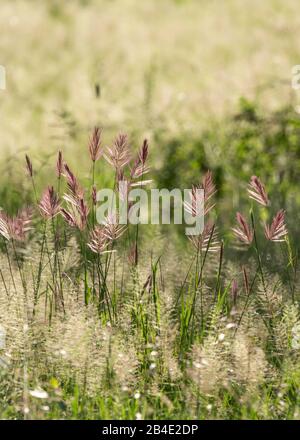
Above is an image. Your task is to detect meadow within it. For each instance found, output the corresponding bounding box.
[0,0,300,420]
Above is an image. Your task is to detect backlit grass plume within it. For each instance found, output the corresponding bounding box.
[232,212,253,245]
[88,127,103,163]
[39,186,61,219]
[265,209,288,242]
[0,208,32,241]
[247,175,270,207]
[105,133,131,170]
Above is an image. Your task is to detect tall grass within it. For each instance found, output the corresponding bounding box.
[0,129,299,420]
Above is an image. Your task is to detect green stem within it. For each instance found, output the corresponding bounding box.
[250,211,267,293]
[33,221,47,316]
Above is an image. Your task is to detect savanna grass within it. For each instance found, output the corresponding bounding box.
[0,129,299,420]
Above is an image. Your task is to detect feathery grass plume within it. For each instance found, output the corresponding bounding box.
[25,154,33,177]
[60,208,78,228]
[78,198,89,228]
[202,170,216,206]
[130,139,152,187]
[232,212,253,244]
[61,162,89,230]
[63,163,84,199]
[188,336,227,395]
[88,226,108,254]
[188,221,219,252]
[248,175,270,207]
[62,194,89,231]
[44,310,109,396]
[61,163,89,231]
[109,342,140,388]
[104,133,131,170]
[256,275,283,320]
[0,213,11,241]
[88,214,126,254]
[25,154,39,205]
[102,213,127,242]
[88,127,102,162]
[194,170,216,215]
[184,171,216,218]
[232,332,267,386]
[130,139,150,179]
[0,208,32,241]
[183,184,204,217]
[265,209,288,242]
[39,186,61,219]
[56,150,63,178]
[274,304,300,353]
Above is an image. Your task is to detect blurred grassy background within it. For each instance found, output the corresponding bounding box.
[0,0,300,236]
